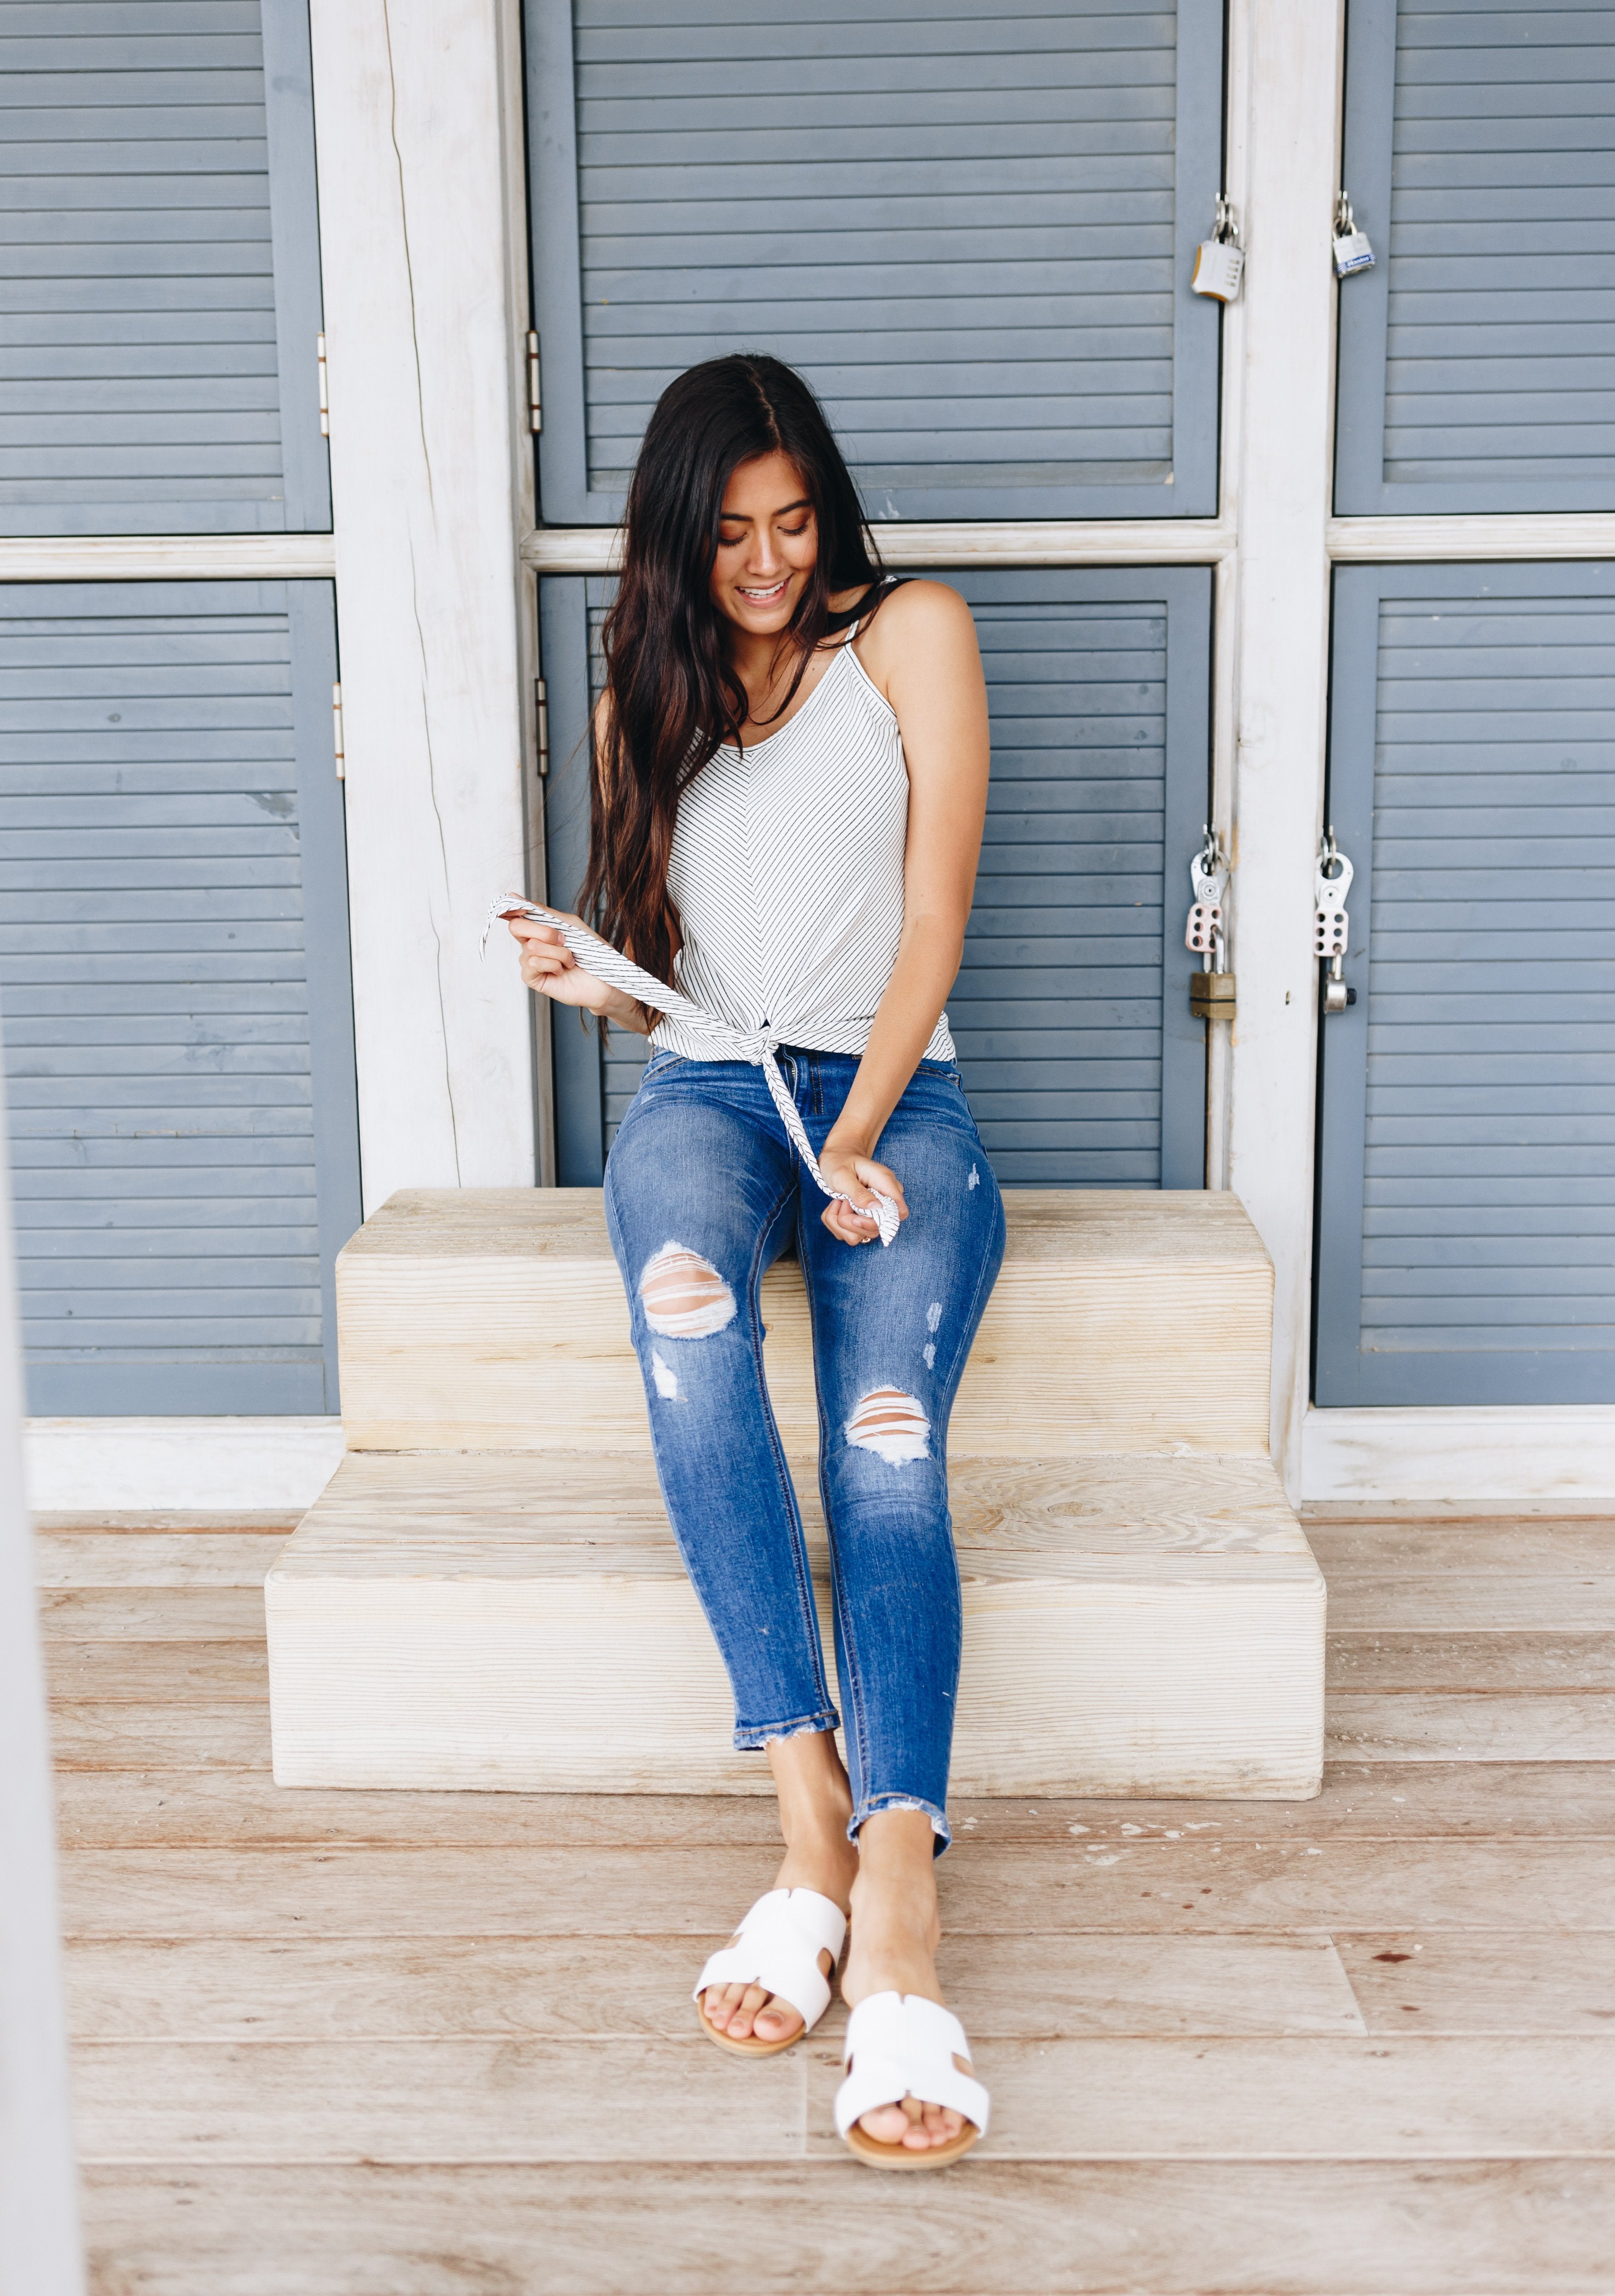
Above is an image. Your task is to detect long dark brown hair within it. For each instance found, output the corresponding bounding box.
[580,353,887,988]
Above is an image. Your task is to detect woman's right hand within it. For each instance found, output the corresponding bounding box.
[506,912,643,1027]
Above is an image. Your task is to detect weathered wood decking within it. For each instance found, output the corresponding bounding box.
[40,1510,1615,2294]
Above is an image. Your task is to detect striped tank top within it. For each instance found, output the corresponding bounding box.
[650,629,956,1067]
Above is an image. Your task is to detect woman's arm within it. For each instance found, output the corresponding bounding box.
[818,580,989,1245]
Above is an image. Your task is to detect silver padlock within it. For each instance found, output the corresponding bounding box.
[1192,197,1245,304]
[1333,192,1374,278]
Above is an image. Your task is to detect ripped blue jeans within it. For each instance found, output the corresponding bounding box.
[603,1046,1006,1850]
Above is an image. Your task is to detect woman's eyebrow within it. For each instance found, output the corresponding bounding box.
[719,497,813,522]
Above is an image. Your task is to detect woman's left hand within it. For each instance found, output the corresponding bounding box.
[818,1147,908,1247]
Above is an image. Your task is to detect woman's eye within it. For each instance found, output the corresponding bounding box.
[780,523,810,537]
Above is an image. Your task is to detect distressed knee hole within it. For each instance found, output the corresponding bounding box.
[846,1387,930,1465]
[639,1242,736,1338]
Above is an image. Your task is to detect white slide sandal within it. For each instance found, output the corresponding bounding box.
[693,1887,847,2058]
[835,1991,990,2168]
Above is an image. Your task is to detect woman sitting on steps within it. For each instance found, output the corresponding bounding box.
[506,353,1003,2168]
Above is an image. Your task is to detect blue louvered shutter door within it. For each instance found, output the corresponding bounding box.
[1316,564,1615,1407]
[528,0,1224,522]
[1336,0,1615,513]
[0,0,329,534]
[538,570,1209,1189]
[0,580,360,1414]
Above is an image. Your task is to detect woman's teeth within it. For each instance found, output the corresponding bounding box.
[739,580,788,602]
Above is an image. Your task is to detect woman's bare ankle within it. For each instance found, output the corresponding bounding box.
[843,1810,944,2005]
[766,1728,857,1904]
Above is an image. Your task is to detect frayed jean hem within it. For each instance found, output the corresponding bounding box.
[850,1793,951,1854]
[734,1708,841,1752]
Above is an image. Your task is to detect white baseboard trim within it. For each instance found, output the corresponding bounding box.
[1302,1404,1615,1508]
[24,1418,346,1518]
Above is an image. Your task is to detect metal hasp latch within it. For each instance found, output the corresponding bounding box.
[1187,826,1235,1020]
[1315,826,1356,1014]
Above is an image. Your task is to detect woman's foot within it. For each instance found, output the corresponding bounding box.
[840,1809,967,2154]
[699,1728,858,2046]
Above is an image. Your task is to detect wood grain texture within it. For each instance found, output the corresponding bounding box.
[37,1589,268,1641]
[0,537,339,581]
[77,2158,1615,2295]
[1328,1695,1615,1762]
[1327,1580,1615,1631]
[798,2034,1615,2160]
[282,1449,1316,1568]
[47,1644,267,1703]
[1338,1934,1615,2034]
[49,1763,1615,1851]
[34,1534,284,1590]
[335,1188,1276,1456]
[55,1841,1615,1940]
[1326,1635,1615,1692]
[63,1933,1366,2043]
[266,1449,1324,1799]
[33,1514,304,1533]
[49,1704,270,1772]
[72,2033,1615,2165]
[1310,1524,1615,1575]
[73,2036,809,2165]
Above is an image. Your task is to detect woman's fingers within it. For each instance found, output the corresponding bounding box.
[509,921,577,988]
[507,919,574,963]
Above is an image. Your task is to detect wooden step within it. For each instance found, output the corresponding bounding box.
[267,1451,1325,1800]
[335,1188,1275,1456]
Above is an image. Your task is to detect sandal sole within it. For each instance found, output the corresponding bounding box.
[842,2121,981,2170]
[695,2000,808,2058]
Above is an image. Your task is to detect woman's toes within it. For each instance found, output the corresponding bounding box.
[731,1983,772,2038]
[706,1983,743,2030]
[752,1997,803,2042]
[858,2102,912,2146]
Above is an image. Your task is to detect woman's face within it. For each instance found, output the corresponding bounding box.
[709,450,818,637]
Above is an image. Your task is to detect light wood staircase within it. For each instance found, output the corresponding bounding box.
[266,1189,1325,1798]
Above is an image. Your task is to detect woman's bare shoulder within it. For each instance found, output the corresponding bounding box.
[853,579,978,687]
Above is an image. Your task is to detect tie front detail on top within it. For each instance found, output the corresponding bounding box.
[483,897,901,1246]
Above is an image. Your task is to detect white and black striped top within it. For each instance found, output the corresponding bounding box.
[652,632,955,1066]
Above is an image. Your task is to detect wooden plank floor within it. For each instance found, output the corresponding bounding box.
[40,1515,1615,2295]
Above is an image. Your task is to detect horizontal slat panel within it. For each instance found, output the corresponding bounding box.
[539,0,1216,516]
[0,0,328,531]
[0,580,337,1413]
[1317,566,1615,1405]
[1338,0,1615,510]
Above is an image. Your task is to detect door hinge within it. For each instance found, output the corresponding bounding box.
[526,330,542,433]
[535,677,549,775]
[317,331,329,436]
[332,681,345,780]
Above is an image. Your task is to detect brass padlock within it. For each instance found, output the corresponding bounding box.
[1190,972,1236,1020]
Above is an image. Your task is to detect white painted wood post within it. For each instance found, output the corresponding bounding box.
[308,0,537,1208]
[1225,0,1346,1492]
[0,1060,83,2296]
